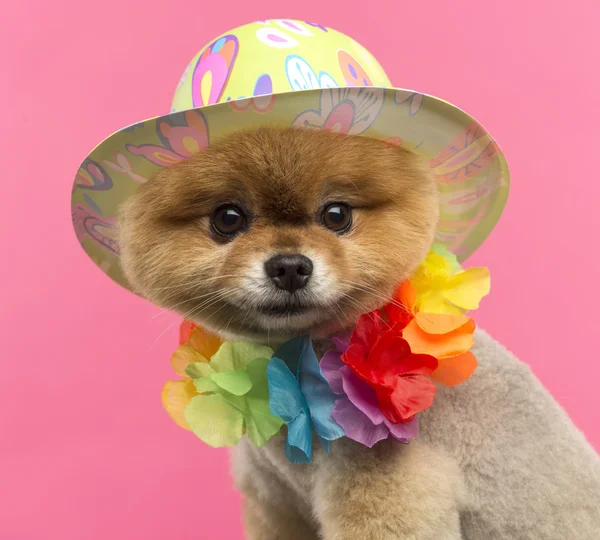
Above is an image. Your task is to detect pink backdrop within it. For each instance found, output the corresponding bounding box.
[2,1,599,538]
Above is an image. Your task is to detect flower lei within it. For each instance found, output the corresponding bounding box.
[161,245,490,464]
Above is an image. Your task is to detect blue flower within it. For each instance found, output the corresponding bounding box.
[267,336,345,464]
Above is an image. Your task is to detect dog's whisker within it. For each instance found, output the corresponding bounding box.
[323,301,347,331]
[238,296,256,332]
[153,287,231,318]
[152,274,247,292]
[210,299,241,333]
[149,292,233,353]
[187,291,233,318]
[337,292,374,317]
[152,275,251,307]
[148,318,181,353]
[340,279,413,315]
[337,291,394,330]
[171,291,233,331]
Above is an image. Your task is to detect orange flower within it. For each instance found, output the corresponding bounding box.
[162,324,223,429]
[385,281,477,386]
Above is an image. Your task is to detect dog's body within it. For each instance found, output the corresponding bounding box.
[118,127,600,539]
[233,329,600,539]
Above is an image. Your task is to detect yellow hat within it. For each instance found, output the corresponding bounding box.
[72,19,509,293]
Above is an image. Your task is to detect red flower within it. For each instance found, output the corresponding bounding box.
[341,311,438,423]
[179,320,197,345]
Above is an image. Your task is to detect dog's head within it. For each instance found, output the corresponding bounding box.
[119,127,439,341]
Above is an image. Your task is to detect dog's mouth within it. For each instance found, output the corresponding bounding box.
[256,303,313,317]
[216,294,350,339]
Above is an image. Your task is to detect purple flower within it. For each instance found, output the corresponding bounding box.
[321,337,418,447]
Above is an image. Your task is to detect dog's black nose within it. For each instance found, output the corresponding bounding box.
[264,254,313,293]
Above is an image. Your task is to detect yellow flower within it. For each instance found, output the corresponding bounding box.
[161,326,223,430]
[411,249,490,315]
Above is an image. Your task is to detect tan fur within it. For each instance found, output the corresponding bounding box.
[234,435,465,540]
[119,127,438,342]
[118,127,600,539]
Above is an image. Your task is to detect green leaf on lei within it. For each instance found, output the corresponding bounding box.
[183,342,282,448]
[244,357,284,447]
[184,393,245,447]
[211,370,253,395]
[210,342,274,372]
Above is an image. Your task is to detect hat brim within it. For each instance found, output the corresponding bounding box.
[71,86,509,293]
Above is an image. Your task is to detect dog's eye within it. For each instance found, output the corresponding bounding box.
[321,203,352,233]
[212,205,247,236]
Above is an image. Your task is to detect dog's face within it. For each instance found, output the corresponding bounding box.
[119,128,439,341]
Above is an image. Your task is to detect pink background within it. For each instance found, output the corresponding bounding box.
[2,1,599,538]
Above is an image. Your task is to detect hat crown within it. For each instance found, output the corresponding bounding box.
[171,20,391,113]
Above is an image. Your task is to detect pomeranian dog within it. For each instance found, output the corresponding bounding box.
[118,127,600,539]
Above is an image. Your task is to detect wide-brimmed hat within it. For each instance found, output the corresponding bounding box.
[71,19,509,293]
